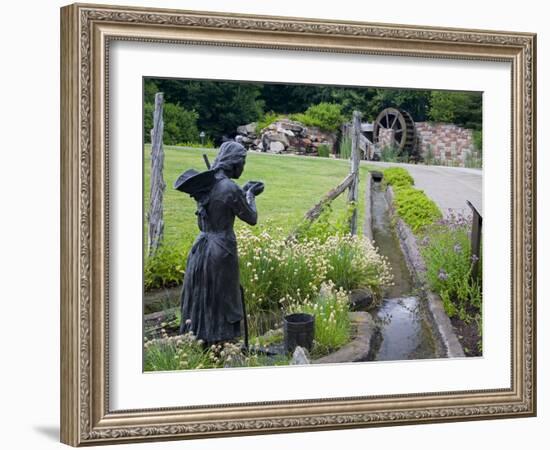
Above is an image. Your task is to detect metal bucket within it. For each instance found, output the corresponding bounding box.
[283,313,315,353]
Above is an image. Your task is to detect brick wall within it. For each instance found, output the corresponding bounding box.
[415,122,478,167]
[377,122,480,167]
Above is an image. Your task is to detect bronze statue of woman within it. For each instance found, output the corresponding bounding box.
[174,141,264,344]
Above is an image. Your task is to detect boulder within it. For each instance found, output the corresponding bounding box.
[237,122,257,136]
[239,136,254,145]
[277,127,295,137]
[266,131,290,147]
[269,141,285,153]
[278,120,306,134]
[349,288,375,310]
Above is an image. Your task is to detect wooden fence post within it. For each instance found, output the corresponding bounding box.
[348,110,361,235]
[148,92,165,255]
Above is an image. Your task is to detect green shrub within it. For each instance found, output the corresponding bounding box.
[423,144,436,165]
[256,111,282,133]
[323,234,392,294]
[472,130,482,153]
[464,151,482,169]
[420,215,482,325]
[317,144,330,158]
[379,145,402,162]
[339,134,352,159]
[144,102,199,145]
[291,102,345,132]
[295,202,354,243]
[392,186,441,232]
[144,243,188,291]
[382,167,414,189]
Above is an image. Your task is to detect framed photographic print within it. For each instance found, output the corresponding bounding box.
[60,2,536,446]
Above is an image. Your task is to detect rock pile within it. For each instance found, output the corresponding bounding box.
[235,118,337,155]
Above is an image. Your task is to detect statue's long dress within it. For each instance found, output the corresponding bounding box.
[179,173,257,343]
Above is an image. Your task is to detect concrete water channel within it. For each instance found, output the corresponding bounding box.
[367,181,445,361]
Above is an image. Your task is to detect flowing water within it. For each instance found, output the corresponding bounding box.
[368,181,442,361]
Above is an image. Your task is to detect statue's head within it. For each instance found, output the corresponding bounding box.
[212,141,247,179]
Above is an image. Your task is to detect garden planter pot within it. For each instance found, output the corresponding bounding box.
[283,313,315,353]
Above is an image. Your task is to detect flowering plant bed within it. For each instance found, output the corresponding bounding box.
[144,229,393,370]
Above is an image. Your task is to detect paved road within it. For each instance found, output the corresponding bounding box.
[365,161,483,217]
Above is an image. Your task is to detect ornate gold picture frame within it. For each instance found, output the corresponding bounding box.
[60,3,536,446]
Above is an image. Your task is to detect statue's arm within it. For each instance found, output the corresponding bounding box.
[232,186,258,226]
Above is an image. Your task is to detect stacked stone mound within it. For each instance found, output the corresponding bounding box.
[236,119,337,155]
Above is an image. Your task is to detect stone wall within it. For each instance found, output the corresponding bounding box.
[415,122,477,167]
[378,128,395,149]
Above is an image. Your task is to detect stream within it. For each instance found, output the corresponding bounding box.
[367,181,443,361]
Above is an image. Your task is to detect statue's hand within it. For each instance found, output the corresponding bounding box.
[243,181,264,196]
[242,181,254,192]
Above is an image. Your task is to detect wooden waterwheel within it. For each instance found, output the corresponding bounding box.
[372,107,417,156]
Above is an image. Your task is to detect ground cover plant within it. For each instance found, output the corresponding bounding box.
[392,187,442,233]
[382,167,441,232]
[382,167,414,189]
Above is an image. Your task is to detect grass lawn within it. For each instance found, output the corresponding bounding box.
[144,145,370,250]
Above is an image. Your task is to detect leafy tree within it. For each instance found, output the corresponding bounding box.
[429,91,482,130]
[261,84,327,113]
[364,89,432,121]
[144,102,199,145]
[150,79,264,142]
[261,84,375,118]
[144,79,159,104]
[327,88,375,118]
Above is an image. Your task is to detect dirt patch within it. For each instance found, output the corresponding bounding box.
[450,317,481,357]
